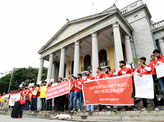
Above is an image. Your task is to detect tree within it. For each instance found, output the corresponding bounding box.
[0,67,47,94]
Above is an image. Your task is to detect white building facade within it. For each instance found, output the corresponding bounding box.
[37,0,164,83]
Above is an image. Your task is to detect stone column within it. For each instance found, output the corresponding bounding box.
[50,64,55,81]
[92,32,99,76]
[47,53,54,83]
[59,48,65,78]
[125,35,133,64]
[37,58,44,84]
[159,38,164,55]
[113,23,124,71]
[73,41,80,77]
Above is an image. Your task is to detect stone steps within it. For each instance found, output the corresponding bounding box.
[1,110,164,121]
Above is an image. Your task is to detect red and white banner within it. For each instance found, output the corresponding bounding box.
[83,75,134,105]
[46,81,70,100]
[9,93,20,106]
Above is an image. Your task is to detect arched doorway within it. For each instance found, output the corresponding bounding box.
[99,49,107,67]
[84,55,91,71]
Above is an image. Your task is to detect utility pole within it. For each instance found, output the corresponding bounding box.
[8,68,15,93]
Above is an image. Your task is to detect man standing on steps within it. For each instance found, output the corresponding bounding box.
[117,60,133,111]
[40,81,47,111]
[153,49,164,99]
[135,57,155,111]
[73,74,83,112]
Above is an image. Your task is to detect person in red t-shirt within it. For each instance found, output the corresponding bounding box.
[135,57,155,110]
[73,74,83,112]
[136,57,152,76]
[95,67,105,79]
[148,55,157,76]
[104,66,114,78]
[118,61,133,76]
[24,87,31,110]
[153,49,164,98]
[84,71,95,112]
[30,85,39,111]
[117,61,133,111]
[69,75,76,111]
[95,67,106,111]
[148,54,159,109]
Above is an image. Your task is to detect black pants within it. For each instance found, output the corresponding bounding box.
[41,98,46,111]
[153,75,159,107]
[46,99,52,111]
[11,101,24,118]
[54,96,65,112]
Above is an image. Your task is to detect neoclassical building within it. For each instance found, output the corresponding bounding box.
[37,0,164,83]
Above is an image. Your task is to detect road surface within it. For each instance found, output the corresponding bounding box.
[0,115,73,122]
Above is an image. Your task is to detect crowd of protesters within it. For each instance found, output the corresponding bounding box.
[0,49,164,113]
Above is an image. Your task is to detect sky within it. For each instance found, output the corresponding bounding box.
[0,0,164,74]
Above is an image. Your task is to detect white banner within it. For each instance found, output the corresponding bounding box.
[9,93,20,106]
[156,63,164,79]
[134,74,154,99]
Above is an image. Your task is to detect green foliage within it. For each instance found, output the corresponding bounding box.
[133,56,139,67]
[0,67,47,94]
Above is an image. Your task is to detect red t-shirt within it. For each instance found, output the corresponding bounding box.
[26,89,31,100]
[87,75,95,80]
[148,61,156,75]
[136,65,151,75]
[155,56,164,64]
[117,67,133,76]
[70,80,76,91]
[74,79,83,92]
[31,88,38,98]
[95,72,105,79]
[104,71,114,78]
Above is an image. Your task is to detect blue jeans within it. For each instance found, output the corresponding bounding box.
[73,91,82,111]
[24,100,30,110]
[69,91,74,110]
[159,77,164,97]
[31,97,37,111]
[86,105,94,112]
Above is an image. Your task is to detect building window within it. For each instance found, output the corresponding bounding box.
[71,61,74,75]
[99,49,107,67]
[84,55,91,71]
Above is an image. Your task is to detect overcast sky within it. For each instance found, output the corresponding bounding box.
[0,0,164,74]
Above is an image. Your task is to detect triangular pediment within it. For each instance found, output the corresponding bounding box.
[42,15,108,51]
[38,5,120,54]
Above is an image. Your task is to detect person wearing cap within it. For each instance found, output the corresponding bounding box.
[85,71,95,112]
[153,49,164,98]
[39,81,47,111]
[135,57,154,111]
[73,74,83,112]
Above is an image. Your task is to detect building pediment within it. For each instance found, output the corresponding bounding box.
[38,5,132,54]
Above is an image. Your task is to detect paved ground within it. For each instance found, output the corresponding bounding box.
[0,115,73,122]
[0,114,161,122]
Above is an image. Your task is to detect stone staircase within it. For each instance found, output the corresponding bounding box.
[1,110,164,121]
